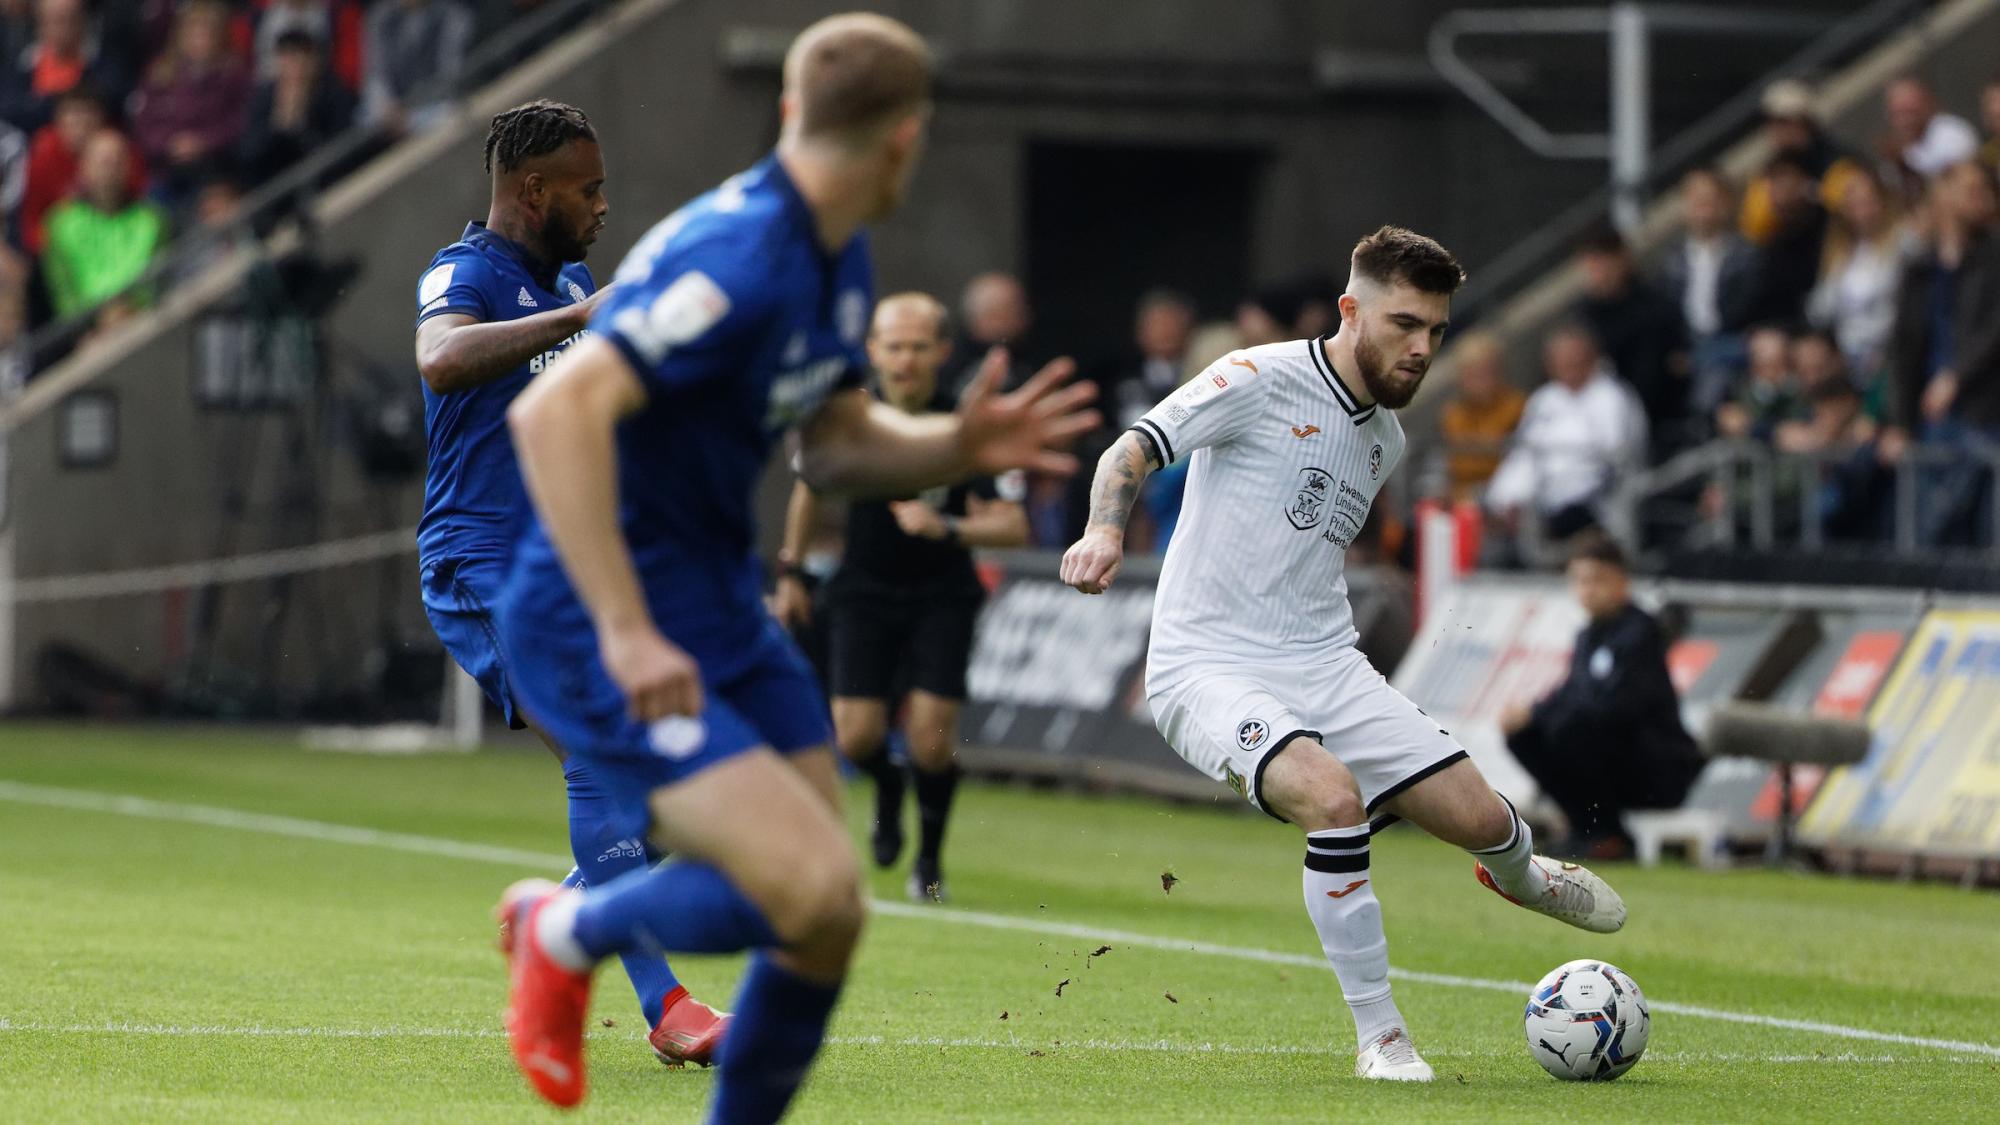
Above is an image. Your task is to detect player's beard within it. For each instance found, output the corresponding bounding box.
[1354,323,1426,410]
[544,209,593,263]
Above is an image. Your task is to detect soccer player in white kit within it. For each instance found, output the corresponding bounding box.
[1061,227,1627,1082]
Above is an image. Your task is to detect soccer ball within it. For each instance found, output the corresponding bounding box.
[1523,959,1650,1080]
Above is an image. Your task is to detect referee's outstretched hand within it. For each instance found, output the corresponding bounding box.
[956,348,1099,477]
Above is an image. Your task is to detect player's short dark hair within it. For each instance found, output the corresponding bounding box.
[1350,226,1465,296]
[785,13,932,142]
[1567,530,1629,571]
[483,99,595,175]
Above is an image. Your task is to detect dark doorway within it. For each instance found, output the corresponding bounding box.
[1025,141,1263,369]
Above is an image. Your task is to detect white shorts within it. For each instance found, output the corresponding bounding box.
[1147,646,1468,821]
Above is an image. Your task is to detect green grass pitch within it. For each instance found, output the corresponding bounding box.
[1,725,1996,1122]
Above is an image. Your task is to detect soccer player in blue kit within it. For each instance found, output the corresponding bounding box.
[488,14,1099,1117]
[413,99,726,1068]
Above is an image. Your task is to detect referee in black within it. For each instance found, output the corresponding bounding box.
[773,291,1029,902]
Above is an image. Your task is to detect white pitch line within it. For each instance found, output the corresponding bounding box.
[0,1022,1971,1066]
[4,779,1998,1061]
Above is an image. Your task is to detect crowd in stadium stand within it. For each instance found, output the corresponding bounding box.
[1460,76,2000,555]
[0,0,544,376]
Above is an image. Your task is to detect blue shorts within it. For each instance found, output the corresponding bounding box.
[500,610,833,840]
[420,555,526,730]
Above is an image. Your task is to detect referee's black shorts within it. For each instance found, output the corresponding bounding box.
[826,587,981,703]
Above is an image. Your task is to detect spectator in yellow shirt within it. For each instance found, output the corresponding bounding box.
[1740,80,1864,246]
[1438,331,1526,503]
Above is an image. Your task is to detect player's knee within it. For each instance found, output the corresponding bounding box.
[768,844,866,946]
[1309,787,1368,832]
[833,710,888,762]
[1468,793,1518,851]
[905,727,954,770]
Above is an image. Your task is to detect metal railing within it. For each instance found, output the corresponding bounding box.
[1606,436,2000,556]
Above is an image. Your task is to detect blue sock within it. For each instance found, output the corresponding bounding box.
[706,954,843,1125]
[564,763,681,1026]
[571,861,779,959]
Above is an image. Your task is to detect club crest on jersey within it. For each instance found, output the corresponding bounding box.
[1286,467,1331,531]
[1236,718,1269,752]
[1369,443,1384,479]
[567,280,587,304]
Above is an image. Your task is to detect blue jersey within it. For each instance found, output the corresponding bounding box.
[415,221,596,567]
[506,155,871,681]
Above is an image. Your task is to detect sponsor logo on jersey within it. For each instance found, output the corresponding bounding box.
[418,263,455,305]
[527,329,589,373]
[1290,423,1320,439]
[1317,479,1373,549]
[782,330,809,366]
[646,715,706,760]
[1236,718,1269,751]
[1368,443,1384,479]
[1286,467,1331,530]
[1223,763,1248,798]
[765,355,851,429]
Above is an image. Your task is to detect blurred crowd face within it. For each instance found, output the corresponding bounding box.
[1884,79,1936,148]
[274,39,321,92]
[1233,299,1286,347]
[1747,327,1791,387]
[1133,297,1193,361]
[1576,247,1630,299]
[1567,556,1630,622]
[36,0,83,55]
[1452,335,1506,405]
[1764,113,1814,155]
[1791,334,1845,393]
[1680,171,1732,239]
[1348,280,1448,409]
[867,296,949,410]
[78,130,131,208]
[960,272,1029,346]
[1543,329,1597,390]
[52,92,104,150]
[1983,83,2000,139]
[175,1,231,69]
[1941,161,1998,229]
[1839,171,1889,238]
[1766,161,1814,218]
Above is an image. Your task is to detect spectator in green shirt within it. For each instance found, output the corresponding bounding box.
[43,128,165,321]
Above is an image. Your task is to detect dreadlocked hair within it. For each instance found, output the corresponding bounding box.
[483,100,595,175]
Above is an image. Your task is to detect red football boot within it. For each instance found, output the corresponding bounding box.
[649,985,730,1067]
[495,878,594,1108]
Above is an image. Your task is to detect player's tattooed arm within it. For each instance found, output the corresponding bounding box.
[1084,429,1163,534]
[1061,429,1159,595]
[414,289,607,395]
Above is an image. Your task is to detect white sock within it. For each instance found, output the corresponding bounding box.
[532,889,592,972]
[1302,824,1405,1049]
[1471,795,1550,900]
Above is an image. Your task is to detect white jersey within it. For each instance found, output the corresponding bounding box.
[1136,337,1404,687]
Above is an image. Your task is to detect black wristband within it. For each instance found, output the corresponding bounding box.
[942,516,962,545]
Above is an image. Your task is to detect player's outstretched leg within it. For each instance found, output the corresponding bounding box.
[833,698,905,868]
[1260,737,1432,1082]
[903,690,962,903]
[500,748,863,1117]
[562,761,730,1066]
[1377,759,1627,934]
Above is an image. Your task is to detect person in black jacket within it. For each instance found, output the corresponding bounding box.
[1501,533,1704,859]
[1573,225,1691,456]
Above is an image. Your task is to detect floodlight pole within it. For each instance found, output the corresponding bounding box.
[1609,2,1651,232]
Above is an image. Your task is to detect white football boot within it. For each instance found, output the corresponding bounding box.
[1475,855,1628,933]
[1355,1028,1434,1082]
